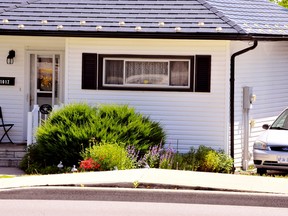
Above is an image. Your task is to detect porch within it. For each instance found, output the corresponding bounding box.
[0,104,54,168]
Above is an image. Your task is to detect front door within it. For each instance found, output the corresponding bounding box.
[29,53,63,111]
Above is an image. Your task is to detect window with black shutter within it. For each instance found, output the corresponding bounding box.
[195,55,211,92]
[98,54,194,91]
[82,53,97,89]
[81,53,211,92]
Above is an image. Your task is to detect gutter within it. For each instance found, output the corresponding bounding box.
[230,40,258,161]
[0,29,254,41]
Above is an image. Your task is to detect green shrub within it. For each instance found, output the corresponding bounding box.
[217,150,234,173]
[95,104,166,154]
[139,145,161,168]
[196,146,220,172]
[172,145,233,173]
[131,144,175,169]
[19,144,42,174]
[21,103,165,173]
[81,142,135,171]
[33,103,98,167]
[159,146,175,169]
[195,146,233,173]
[172,149,198,171]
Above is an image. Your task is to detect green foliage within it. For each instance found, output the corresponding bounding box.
[0,176,14,179]
[81,142,135,171]
[20,102,233,175]
[195,145,220,172]
[19,144,41,174]
[172,148,199,171]
[217,150,235,173]
[34,103,98,167]
[140,145,161,168]
[136,145,175,169]
[19,144,72,174]
[279,0,288,8]
[172,145,233,173]
[94,104,166,153]
[270,0,288,8]
[159,148,174,170]
[21,103,165,173]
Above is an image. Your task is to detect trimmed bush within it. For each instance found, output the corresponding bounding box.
[33,103,98,167]
[19,144,71,174]
[94,104,166,153]
[20,103,165,173]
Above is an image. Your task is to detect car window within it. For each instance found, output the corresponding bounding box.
[271,109,288,129]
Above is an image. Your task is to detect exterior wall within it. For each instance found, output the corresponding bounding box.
[0,36,65,143]
[232,41,288,167]
[66,38,230,153]
[2,34,287,167]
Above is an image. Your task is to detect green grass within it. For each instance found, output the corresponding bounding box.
[0,175,14,178]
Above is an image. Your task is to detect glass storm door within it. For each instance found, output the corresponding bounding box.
[29,54,61,110]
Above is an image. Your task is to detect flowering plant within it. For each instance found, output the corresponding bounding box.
[128,144,175,169]
[79,158,101,171]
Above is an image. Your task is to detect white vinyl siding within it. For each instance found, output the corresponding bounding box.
[3,33,288,170]
[66,38,230,153]
[0,36,65,143]
[232,41,288,167]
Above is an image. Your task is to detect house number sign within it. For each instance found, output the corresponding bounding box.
[0,77,15,86]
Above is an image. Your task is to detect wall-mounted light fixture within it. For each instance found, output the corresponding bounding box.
[7,50,15,64]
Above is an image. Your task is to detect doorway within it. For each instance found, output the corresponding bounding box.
[28,53,64,111]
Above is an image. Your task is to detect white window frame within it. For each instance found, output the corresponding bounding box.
[103,57,191,89]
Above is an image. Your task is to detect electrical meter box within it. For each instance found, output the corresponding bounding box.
[243,86,256,109]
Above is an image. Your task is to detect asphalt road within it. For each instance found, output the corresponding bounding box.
[0,200,287,216]
[0,187,287,208]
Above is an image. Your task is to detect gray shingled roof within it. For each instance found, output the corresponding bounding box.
[206,0,288,35]
[0,1,27,11]
[1,0,288,40]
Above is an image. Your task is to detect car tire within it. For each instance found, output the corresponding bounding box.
[257,168,267,175]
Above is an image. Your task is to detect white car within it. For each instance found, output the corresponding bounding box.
[253,108,288,175]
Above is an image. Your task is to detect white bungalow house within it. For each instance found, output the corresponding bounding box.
[1,0,288,169]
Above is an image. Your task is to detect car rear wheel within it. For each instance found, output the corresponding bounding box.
[256,168,267,175]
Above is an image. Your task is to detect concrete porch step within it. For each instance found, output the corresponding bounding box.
[0,158,22,167]
[0,144,26,167]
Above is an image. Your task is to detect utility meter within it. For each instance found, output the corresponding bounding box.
[243,86,256,109]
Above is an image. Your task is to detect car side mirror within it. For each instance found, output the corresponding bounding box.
[262,124,270,130]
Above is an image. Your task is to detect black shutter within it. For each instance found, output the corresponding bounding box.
[195,55,211,92]
[82,53,97,89]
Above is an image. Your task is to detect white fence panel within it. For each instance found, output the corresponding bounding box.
[27,105,40,146]
[27,105,59,146]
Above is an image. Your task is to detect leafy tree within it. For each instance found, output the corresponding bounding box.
[270,0,288,8]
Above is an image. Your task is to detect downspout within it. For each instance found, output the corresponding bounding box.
[230,40,258,162]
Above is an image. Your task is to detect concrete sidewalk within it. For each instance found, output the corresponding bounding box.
[0,168,288,194]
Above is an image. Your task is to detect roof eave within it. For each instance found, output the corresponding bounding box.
[2,29,288,41]
[249,33,288,41]
[0,29,254,41]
